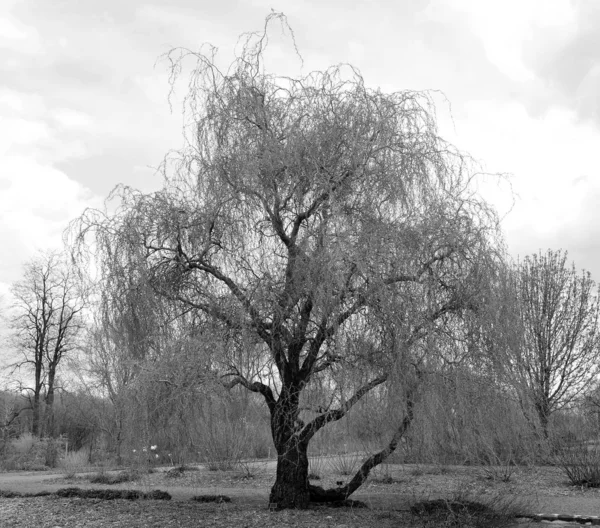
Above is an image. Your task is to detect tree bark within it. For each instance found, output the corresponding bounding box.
[45,378,56,438]
[269,383,311,509]
[535,399,550,439]
[269,437,310,508]
[31,393,41,437]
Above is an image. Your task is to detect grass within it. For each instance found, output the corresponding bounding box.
[369,474,398,484]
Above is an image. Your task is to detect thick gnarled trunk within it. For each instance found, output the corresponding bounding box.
[269,383,311,509]
[269,438,310,508]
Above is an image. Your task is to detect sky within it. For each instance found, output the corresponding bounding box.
[1,0,600,302]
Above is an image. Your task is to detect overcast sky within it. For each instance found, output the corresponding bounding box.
[1,0,600,299]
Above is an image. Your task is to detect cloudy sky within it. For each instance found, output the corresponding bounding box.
[1,0,600,299]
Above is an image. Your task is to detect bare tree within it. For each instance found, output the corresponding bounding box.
[10,251,85,437]
[73,14,504,508]
[510,250,600,438]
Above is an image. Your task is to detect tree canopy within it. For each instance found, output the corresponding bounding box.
[73,14,505,508]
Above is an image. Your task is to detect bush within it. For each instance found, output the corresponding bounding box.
[200,420,249,471]
[89,469,139,485]
[328,452,363,476]
[60,449,89,478]
[477,446,515,483]
[191,495,231,503]
[556,441,600,487]
[308,456,326,480]
[55,487,171,500]
[410,493,531,528]
[11,433,35,454]
[1,434,48,471]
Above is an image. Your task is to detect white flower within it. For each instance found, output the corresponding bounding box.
[142,447,147,452]
[150,445,157,451]
[155,454,159,458]
[132,449,136,453]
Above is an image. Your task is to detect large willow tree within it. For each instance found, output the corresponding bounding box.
[74,15,504,508]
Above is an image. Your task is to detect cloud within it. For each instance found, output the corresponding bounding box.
[0,155,100,293]
[521,0,600,127]
[0,11,42,54]
[444,97,600,278]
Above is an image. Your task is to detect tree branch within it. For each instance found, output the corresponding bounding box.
[222,374,276,414]
[299,374,388,443]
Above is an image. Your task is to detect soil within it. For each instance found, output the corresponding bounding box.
[1,462,598,527]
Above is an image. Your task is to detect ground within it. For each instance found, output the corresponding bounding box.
[1,460,598,527]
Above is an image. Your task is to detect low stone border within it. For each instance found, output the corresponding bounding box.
[520,513,600,524]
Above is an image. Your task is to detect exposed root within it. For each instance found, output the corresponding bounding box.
[308,484,367,508]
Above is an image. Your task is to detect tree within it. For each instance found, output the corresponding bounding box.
[510,250,600,438]
[10,251,85,437]
[74,14,503,508]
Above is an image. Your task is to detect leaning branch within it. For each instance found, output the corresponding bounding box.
[299,374,388,443]
[309,387,416,502]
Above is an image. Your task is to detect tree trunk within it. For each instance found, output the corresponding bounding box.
[45,387,55,438]
[32,393,41,437]
[32,356,43,437]
[269,437,310,508]
[45,364,57,438]
[268,384,310,509]
[535,399,550,440]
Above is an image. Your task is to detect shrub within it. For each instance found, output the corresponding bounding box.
[308,456,326,480]
[0,434,49,471]
[556,441,600,487]
[89,469,139,485]
[478,449,515,483]
[410,492,531,528]
[11,433,36,454]
[60,449,89,478]
[55,487,171,500]
[200,420,249,471]
[191,494,231,503]
[328,452,363,476]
